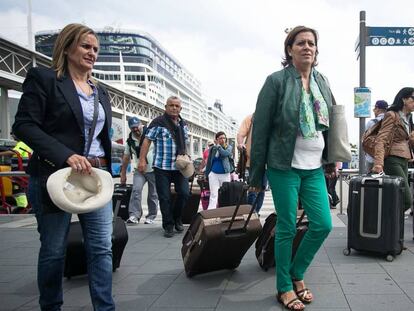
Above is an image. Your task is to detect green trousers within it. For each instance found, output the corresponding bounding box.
[267,167,332,293]
[384,156,412,212]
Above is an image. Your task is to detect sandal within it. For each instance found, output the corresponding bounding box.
[292,281,313,303]
[277,292,305,310]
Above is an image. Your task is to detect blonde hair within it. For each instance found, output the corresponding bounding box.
[51,23,98,79]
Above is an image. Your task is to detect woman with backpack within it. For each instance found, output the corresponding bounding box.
[371,87,414,212]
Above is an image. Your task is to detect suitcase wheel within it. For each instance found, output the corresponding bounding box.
[343,248,351,256]
[386,254,394,262]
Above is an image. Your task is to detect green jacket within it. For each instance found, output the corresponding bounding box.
[249,65,334,188]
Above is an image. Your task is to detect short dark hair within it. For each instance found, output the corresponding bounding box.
[388,87,414,112]
[215,131,226,139]
[282,26,319,68]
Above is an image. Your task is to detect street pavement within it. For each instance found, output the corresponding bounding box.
[1,181,414,310]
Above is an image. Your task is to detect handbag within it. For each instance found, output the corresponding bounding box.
[327,94,352,163]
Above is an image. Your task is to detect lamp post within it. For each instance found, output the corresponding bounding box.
[27,0,34,50]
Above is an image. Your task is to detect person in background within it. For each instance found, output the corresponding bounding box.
[250,26,335,310]
[198,141,214,210]
[372,88,414,213]
[237,113,267,215]
[199,141,214,173]
[365,100,389,173]
[12,23,115,310]
[205,131,233,209]
[138,96,189,238]
[0,133,32,210]
[121,116,158,225]
[325,162,342,208]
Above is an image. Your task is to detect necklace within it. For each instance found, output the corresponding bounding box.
[73,79,92,96]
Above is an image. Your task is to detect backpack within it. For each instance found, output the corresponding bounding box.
[126,126,147,160]
[362,112,399,158]
[361,119,382,157]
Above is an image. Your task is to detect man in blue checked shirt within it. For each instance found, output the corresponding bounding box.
[138,96,190,238]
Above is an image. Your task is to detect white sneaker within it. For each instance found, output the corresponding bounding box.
[126,216,140,224]
[144,218,155,224]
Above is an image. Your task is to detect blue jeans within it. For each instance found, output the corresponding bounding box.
[247,169,267,213]
[28,176,115,311]
[153,168,189,230]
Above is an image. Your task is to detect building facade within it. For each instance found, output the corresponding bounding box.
[35,27,238,158]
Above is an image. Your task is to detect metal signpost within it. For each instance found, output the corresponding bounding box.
[358,11,367,173]
[357,11,414,173]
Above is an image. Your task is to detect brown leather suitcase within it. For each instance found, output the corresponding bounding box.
[181,195,262,277]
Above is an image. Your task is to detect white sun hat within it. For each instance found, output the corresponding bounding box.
[46,167,114,214]
[175,154,195,178]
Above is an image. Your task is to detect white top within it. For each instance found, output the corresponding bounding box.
[291,131,324,169]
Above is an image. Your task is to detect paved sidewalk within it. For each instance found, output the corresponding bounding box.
[1,200,414,310]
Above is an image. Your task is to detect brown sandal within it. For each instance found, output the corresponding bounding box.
[277,292,305,310]
[292,281,313,303]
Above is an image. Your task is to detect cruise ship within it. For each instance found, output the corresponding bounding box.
[35,27,238,157]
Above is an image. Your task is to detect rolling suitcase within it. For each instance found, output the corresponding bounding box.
[182,180,201,224]
[64,195,129,278]
[408,169,414,239]
[171,179,201,224]
[255,210,308,271]
[344,174,405,261]
[181,186,262,277]
[112,183,132,220]
[218,181,247,207]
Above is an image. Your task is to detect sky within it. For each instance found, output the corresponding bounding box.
[1,0,414,144]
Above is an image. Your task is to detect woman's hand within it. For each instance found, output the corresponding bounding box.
[371,164,383,174]
[66,154,92,174]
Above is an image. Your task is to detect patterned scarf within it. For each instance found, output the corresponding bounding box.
[299,74,329,139]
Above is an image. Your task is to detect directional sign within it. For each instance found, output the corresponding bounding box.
[367,27,414,46]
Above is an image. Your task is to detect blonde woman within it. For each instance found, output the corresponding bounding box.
[13,23,114,310]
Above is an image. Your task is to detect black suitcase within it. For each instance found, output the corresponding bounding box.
[64,195,129,278]
[408,169,414,239]
[218,181,247,207]
[181,186,262,277]
[112,183,132,220]
[182,185,201,224]
[171,179,201,224]
[344,174,405,261]
[255,211,308,271]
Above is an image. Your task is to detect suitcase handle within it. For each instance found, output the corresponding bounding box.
[112,193,123,230]
[239,148,246,183]
[225,185,256,234]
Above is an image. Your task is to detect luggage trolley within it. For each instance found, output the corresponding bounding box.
[0,150,31,214]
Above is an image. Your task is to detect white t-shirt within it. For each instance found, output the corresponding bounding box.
[291,131,324,169]
[124,134,154,173]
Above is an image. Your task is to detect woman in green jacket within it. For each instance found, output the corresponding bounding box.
[250,26,335,310]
